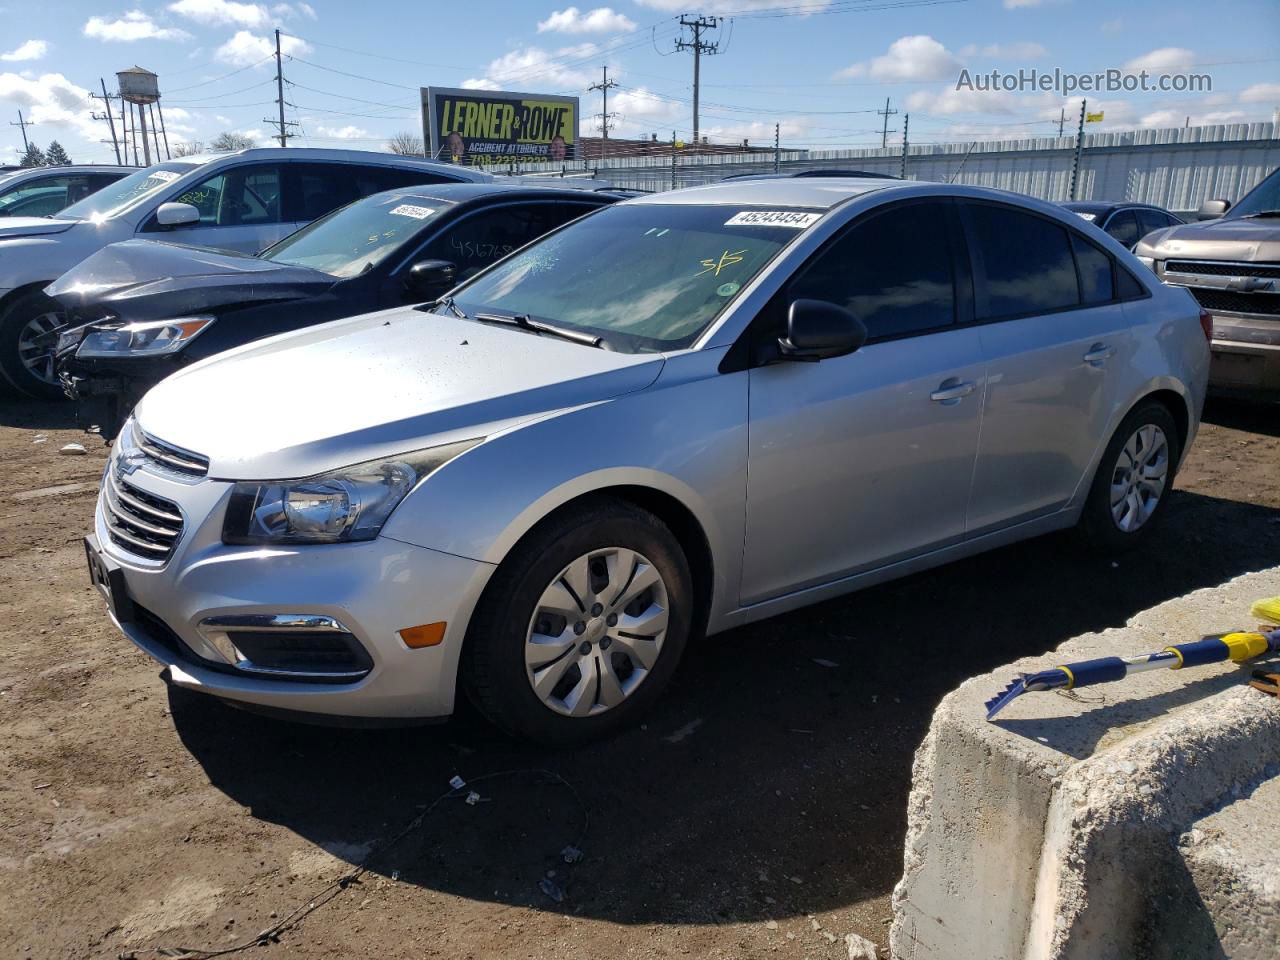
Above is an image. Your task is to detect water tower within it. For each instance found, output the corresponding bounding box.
[117,66,160,165]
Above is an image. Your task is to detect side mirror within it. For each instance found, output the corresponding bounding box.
[1196,199,1230,221]
[405,259,458,295]
[774,298,868,362]
[155,201,200,227]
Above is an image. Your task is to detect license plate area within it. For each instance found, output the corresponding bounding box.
[84,534,135,624]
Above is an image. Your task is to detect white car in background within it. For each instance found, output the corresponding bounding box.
[0,147,490,399]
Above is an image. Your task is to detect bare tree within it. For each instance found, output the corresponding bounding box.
[172,140,205,157]
[386,131,425,156]
[209,131,256,152]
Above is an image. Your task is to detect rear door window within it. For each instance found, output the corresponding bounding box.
[1136,209,1173,240]
[416,203,567,280]
[285,163,359,221]
[787,200,958,339]
[964,202,1079,318]
[1103,210,1140,248]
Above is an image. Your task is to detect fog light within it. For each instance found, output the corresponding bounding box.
[400,622,446,648]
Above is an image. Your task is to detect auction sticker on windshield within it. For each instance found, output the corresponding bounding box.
[150,171,181,182]
[390,204,435,219]
[725,210,821,228]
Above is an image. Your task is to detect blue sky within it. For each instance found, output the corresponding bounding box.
[2,0,1277,164]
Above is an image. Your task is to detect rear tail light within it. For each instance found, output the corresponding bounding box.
[1198,308,1213,342]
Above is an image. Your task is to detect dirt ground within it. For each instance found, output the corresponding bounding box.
[2,396,1278,960]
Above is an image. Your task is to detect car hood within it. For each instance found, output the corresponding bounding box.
[45,239,335,321]
[135,309,665,479]
[1136,216,1280,262]
[0,216,78,240]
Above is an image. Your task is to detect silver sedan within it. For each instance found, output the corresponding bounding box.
[85,177,1210,743]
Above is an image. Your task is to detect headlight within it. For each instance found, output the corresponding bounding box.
[77,316,214,358]
[221,439,480,545]
[1135,256,1157,273]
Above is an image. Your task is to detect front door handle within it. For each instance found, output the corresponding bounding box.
[930,379,977,404]
[1083,343,1115,367]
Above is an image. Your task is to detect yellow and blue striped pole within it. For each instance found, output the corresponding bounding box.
[985,597,1280,720]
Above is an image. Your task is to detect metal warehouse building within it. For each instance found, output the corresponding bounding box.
[512,122,1279,217]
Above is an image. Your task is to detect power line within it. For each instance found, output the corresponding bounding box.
[878,96,898,147]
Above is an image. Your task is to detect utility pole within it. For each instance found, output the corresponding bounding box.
[675,15,720,150]
[878,97,898,149]
[10,110,33,152]
[266,29,298,147]
[588,66,618,162]
[1058,108,1066,137]
[93,80,121,164]
[900,113,909,179]
[773,122,780,173]
[1069,98,1086,201]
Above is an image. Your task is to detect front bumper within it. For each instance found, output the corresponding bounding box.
[1208,314,1280,397]
[58,352,178,441]
[91,463,496,720]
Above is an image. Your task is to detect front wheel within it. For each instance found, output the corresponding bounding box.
[0,288,68,400]
[1075,400,1181,552]
[463,498,693,745]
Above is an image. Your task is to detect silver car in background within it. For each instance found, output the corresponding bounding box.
[84,177,1209,743]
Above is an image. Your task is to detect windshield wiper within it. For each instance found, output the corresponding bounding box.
[1240,211,1280,219]
[473,311,607,349]
[435,295,467,320]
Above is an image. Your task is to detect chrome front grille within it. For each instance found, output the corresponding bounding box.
[138,432,209,477]
[103,468,185,560]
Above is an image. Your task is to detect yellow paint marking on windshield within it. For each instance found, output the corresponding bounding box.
[696,249,747,278]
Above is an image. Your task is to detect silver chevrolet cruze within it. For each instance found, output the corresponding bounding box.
[85,177,1210,743]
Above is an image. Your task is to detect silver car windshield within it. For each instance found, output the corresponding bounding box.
[450,203,813,352]
[262,193,453,278]
[56,161,197,222]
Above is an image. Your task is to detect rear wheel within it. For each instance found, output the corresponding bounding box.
[463,498,693,744]
[1075,400,1180,552]
[0,288,68,400]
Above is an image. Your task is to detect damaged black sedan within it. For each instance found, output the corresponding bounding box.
[53,182,621,438]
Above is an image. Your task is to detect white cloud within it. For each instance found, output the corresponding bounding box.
[214,29,309,66]
[273,2,316,17]
[637,0,827,10]
[906,86,1024,115]
[316,124,370,139]
[0,71,101,141]
[538,6,636,33]
[168,0,267,27]
[463,44,598,90]
[1,39,48,62]
[958,41,1047,59]
[1124,47,1197,73]
[702,118,809,144]
[838,35,961,82]
[84,10,193,42]
[1241,82,1280,103]
[606,86,682,136]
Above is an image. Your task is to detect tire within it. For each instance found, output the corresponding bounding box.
[0,287,68,400]
[462,496,693,745]
[1074,400,1181,553]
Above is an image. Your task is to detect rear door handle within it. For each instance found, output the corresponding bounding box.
[930,379,977,404]
[1083,343,1115,366]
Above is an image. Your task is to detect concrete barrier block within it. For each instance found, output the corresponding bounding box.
[891,568,1280,960]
